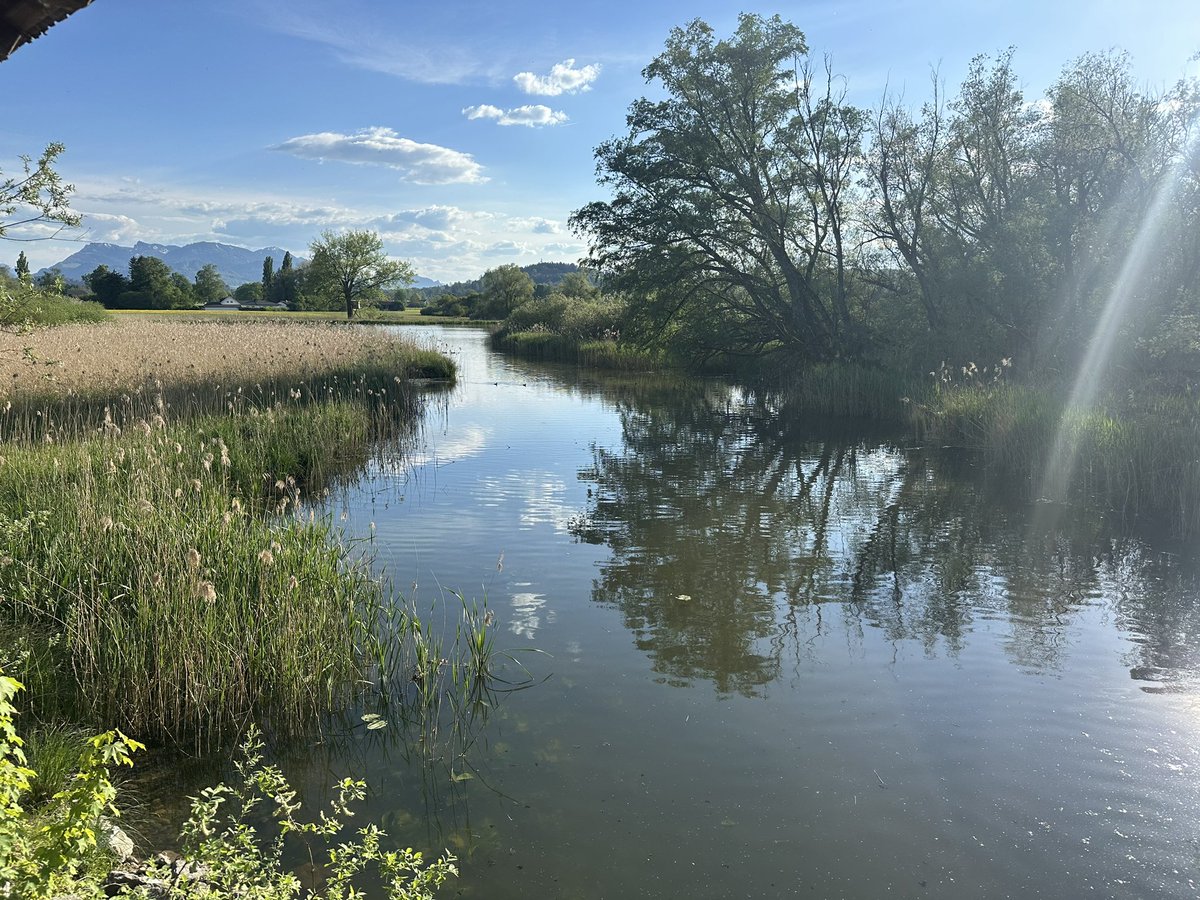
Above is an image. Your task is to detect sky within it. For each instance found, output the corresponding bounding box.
[1,0,1196,283]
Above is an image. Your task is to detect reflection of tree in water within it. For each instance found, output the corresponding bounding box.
[568,377,1200,693]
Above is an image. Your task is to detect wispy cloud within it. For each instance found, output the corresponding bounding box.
[508,216,562,234]
[257,3,494,85]
[272,127,487,185]
[483,240,534,256]
[373,205,492,232]
[514,59,601,96]
[463,104,569,127]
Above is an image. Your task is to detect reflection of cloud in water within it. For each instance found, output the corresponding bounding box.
[510,591,555,640]
[406,425,491,467]
[472,470,576,533]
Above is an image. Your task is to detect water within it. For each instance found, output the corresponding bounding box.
[304,325,1200,898]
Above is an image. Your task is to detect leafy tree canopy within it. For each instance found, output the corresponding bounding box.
[0,143,80,241]
[306,230,413,320]
[194,263,230,304]
[571,14,869,364]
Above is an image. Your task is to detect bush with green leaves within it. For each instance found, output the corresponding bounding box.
[166,727,457,899]
[1,672,142,899]
[2,677,457,899]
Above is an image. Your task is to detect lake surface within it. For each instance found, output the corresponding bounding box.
[304,325,1200,898]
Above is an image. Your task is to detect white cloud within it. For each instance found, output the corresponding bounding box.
[507,216,562,234]
[514,59,601,96]
[542,241,585,257]
[272,127,486,185]
[78,211,139,243]
[483,240,533,256]
[372,205,481,232]
[463,104,568,127]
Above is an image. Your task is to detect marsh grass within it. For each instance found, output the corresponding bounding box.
[0,405,397,750]
[491,331,663,371]
[779,362,927,422]
[777,360,1200,534]
[353,590,537,771]
[0,319,475,752]
[0,319,453,443]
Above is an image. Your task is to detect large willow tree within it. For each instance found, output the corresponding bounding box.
[571,14,868,364]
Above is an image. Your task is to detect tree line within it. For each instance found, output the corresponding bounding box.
[571,14,1200,387]
[78,231,415,318]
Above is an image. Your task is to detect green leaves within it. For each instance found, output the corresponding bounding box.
[307,229,414,321]
[572,13,867,365]
[0,673,142,898]
[0,143,81,242]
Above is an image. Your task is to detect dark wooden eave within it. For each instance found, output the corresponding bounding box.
[1,0,94,61]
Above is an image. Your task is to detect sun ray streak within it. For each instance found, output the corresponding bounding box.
[1040,120,1200,504]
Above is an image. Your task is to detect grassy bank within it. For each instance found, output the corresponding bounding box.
[0,320,460,750]
[778,361,1200,535]
[490,330,664,371]
[0,318,453,442]
[110,307,475,325]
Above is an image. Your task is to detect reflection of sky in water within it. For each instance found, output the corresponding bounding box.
[470,470,574,532]
[404,424,491,468]
[509,590,553,640]
[314,325,1200,900]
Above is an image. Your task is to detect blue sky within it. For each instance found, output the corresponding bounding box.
[2,0,1196,282]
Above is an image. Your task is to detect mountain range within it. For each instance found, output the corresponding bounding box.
[39,241,440,290]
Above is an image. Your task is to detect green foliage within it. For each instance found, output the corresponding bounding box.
[474,265,534,320]
[122,256,192,309]
[262,255,275,302]
[499,292,625,342]
[1,685,455,900]
[84,265,131,307]
[307,230,413,320]
[193,264,230,305]
[1,673,143,899]
[1,278,109,331]
[0,143,81,242]
[573,14,869,363]
[170,727,457,899]
[272,252,297,306]
[13,253,29,281]
[235,281,265,304]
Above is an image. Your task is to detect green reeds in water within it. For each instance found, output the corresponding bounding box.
[490,331,663,371]
[0,405,394,751]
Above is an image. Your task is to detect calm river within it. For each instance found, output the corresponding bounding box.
[299,325,1200,898]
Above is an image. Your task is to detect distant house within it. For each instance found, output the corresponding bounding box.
[203,296,241,311]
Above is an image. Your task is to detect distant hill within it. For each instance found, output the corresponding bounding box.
[418,261,580,299]
[41,241,440,291]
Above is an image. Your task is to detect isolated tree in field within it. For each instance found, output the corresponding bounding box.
[0,143,81,241]
[194,263,230,304]
[307,230,413,320]
[571,14,869,363]
[14,251,29,281]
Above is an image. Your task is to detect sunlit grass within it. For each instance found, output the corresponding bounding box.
[491,331,663,371]
[0,319,453,443]
[0,318,477,752]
